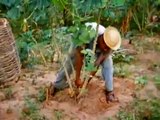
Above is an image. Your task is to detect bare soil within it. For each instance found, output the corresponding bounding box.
[0,72,135,120]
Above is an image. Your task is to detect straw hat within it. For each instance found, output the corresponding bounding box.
[103,26,121,50]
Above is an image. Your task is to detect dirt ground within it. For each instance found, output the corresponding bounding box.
[0,72,136,120]
[0,35,160,120]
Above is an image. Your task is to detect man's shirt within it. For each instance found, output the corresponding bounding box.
[85,22,105,35]
[85,22,106,55]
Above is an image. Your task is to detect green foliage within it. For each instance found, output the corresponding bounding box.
[0,0,159,69]
[73,0,126,25]
[81,49,97,72]
[67,23,97,74]
[125,0,160,32]
[54,110,64,120]
[0,0,159,32]
[102,0,125,25]
[113,51,134,64]
[68,24,96,47]
[114,64,131,78]
[73,0,107,13]
[23,97,39,115]
[117,98,160,120]
[4,87,13,99]
[16,26,73,67]
[0,0,16,7]
[118,111,135,120]
[16,29,53,67]
[135,76,148,85]
[53,27,73,54]
[22,97,47,120]
[0,0,51,33]
[7,6,21,20]
[113,50,134,78]
[153,74,160,90]
[37,87,46,102]
[51,0,68,10]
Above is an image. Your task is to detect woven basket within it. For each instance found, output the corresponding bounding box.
[0,18,21,85]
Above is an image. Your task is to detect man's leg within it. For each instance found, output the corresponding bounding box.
[101,56,118,102]
[53,50,76,90]
[101,55,113,92]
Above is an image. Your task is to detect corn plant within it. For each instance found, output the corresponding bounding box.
[3,87,13,99]
[54,110,64,120]
[37,87,46,102]
[135,76,148,86]
[21,97,47,120]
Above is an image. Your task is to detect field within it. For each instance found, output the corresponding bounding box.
[0,35,160,120]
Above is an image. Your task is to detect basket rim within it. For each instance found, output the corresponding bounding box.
[0,18,8,27]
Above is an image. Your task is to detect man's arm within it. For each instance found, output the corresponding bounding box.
[75,47,111,87]
[89,50,112,80]
[95,50,112,67]
[75,47,84,87]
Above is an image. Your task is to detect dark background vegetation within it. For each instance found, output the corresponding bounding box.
[0,0,159,67]
[0,0,160,119]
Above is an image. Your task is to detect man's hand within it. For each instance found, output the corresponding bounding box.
[75,79,83,88]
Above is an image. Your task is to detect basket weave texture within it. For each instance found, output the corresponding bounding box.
[0,18,21,85]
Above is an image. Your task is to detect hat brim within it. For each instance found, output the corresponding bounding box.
[103,27,121,50]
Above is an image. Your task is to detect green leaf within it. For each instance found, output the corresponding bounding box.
[79,32,89,42]
[7,6,20,19]
[52,0,67,10]
[109,11,115,19]
[135,76,148,85]
[36,0,50,9]
[154,75,160,85]
[33,9,47,22]
[68,26,77,33]
[112,0,125,6]
[89,29,96,39]
[0,0,15,7]
[85,63,97,71]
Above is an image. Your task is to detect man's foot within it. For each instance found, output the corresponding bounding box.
[105,91,119,103]
[49,84,59,96]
